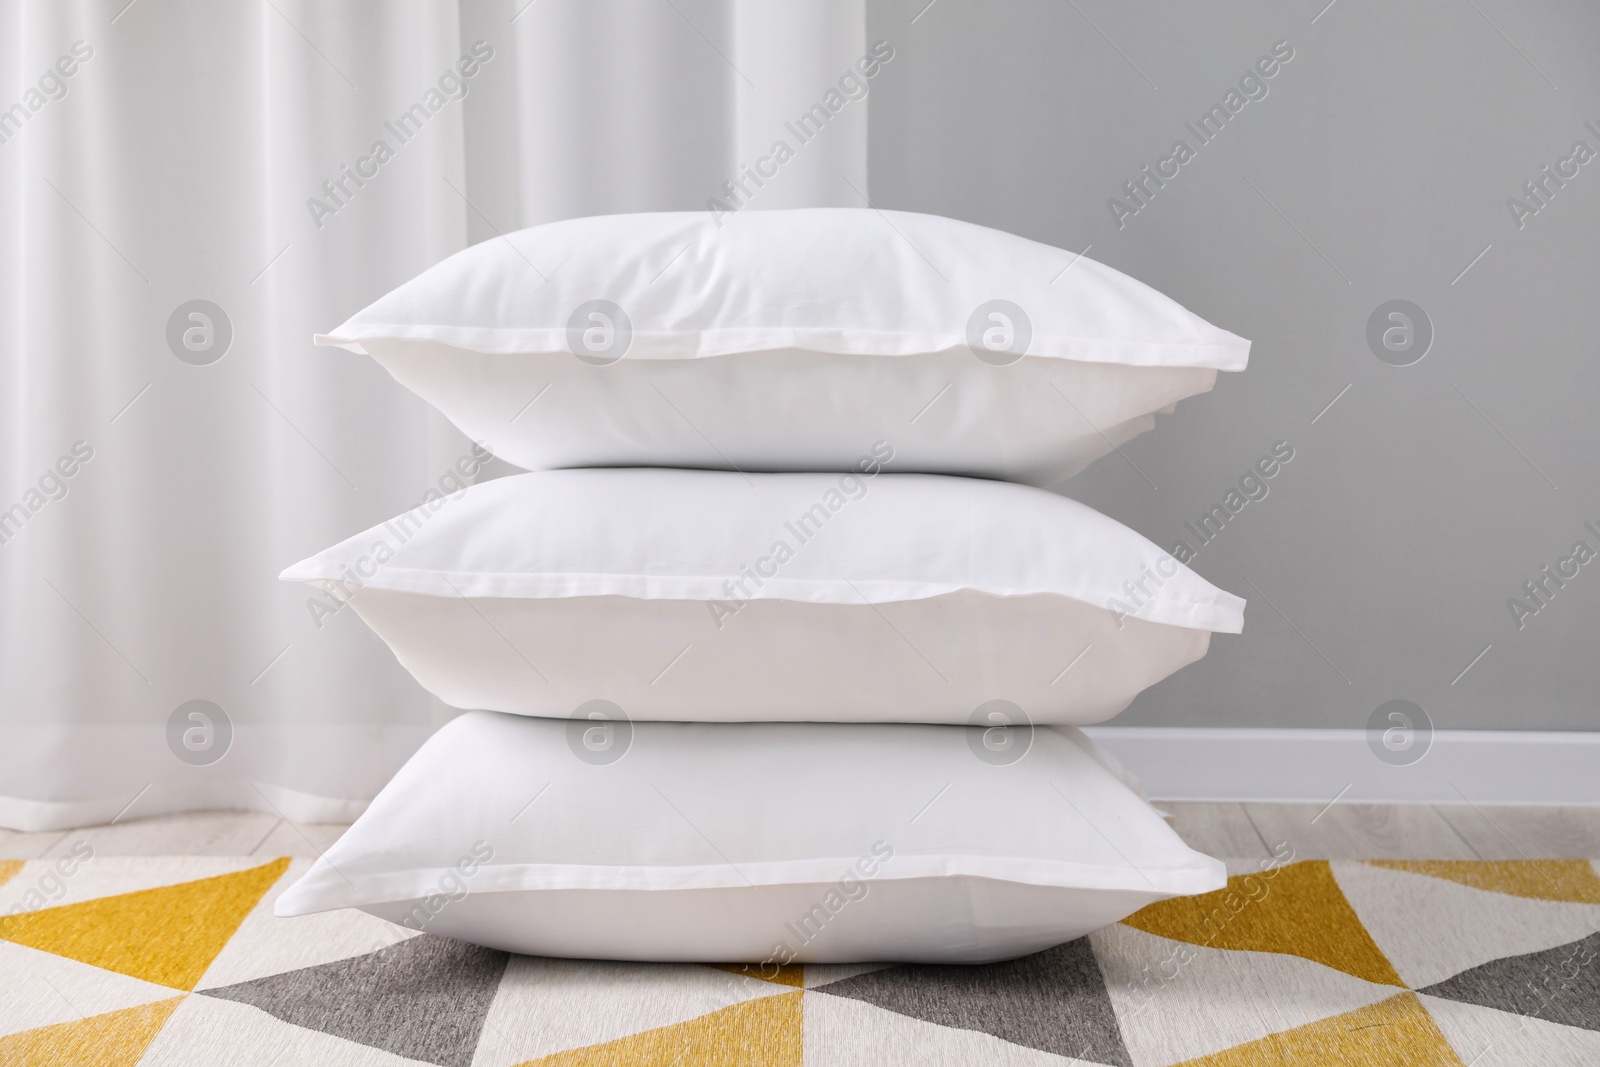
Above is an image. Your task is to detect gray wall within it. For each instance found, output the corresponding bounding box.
[867,0,1600,731]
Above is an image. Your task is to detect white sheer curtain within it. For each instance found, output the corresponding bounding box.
[0,0,866,831]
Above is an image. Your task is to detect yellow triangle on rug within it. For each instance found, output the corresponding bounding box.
[0,996,183,1067]
[0,859,23,889]
[0,858,288,990]
[709,962,805,987]
[1172,992,1464,1066]
[517,989,804,1066]
[1124,860,1404,987]
[1367,860,1600,905]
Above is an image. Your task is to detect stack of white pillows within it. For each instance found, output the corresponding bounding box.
[274,209,1248,966]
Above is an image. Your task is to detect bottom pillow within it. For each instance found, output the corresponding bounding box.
[275,712,1222,964]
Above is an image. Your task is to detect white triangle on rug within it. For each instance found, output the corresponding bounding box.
[803,962,897,988]
[804,989,1102,1067]
[1420,991,1600,1067]
[0,939,178,1035]
[197,859,420,990]
[468,957,790,1066]
[1332,861,1600,989]
[140,994,424,1067]
[1090,922,1399,1067]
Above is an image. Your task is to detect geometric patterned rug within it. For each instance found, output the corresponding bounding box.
[2,855,1597,1065]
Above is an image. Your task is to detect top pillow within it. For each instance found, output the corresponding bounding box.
[320,209,1249,484]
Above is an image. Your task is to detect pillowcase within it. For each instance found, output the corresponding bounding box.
[280,468,1245,725]
[317,209,1248,485]
[273,711,1225,964]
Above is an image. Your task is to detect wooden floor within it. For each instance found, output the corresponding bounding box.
[3,803,1600,861]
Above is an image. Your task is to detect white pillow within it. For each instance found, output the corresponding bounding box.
[273,712,1225,964]
[318,209,1248,485]
[281,469,1244,724]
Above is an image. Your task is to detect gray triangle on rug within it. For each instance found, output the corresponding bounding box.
[199,933,509,1066]
[812,937,1132,1066]
[1420,930,1600,1034]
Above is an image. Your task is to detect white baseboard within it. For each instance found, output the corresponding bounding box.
[1081,727,1600,805]
[0,782,371,835]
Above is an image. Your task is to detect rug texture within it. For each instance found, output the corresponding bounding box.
[1,855,1597,1065]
